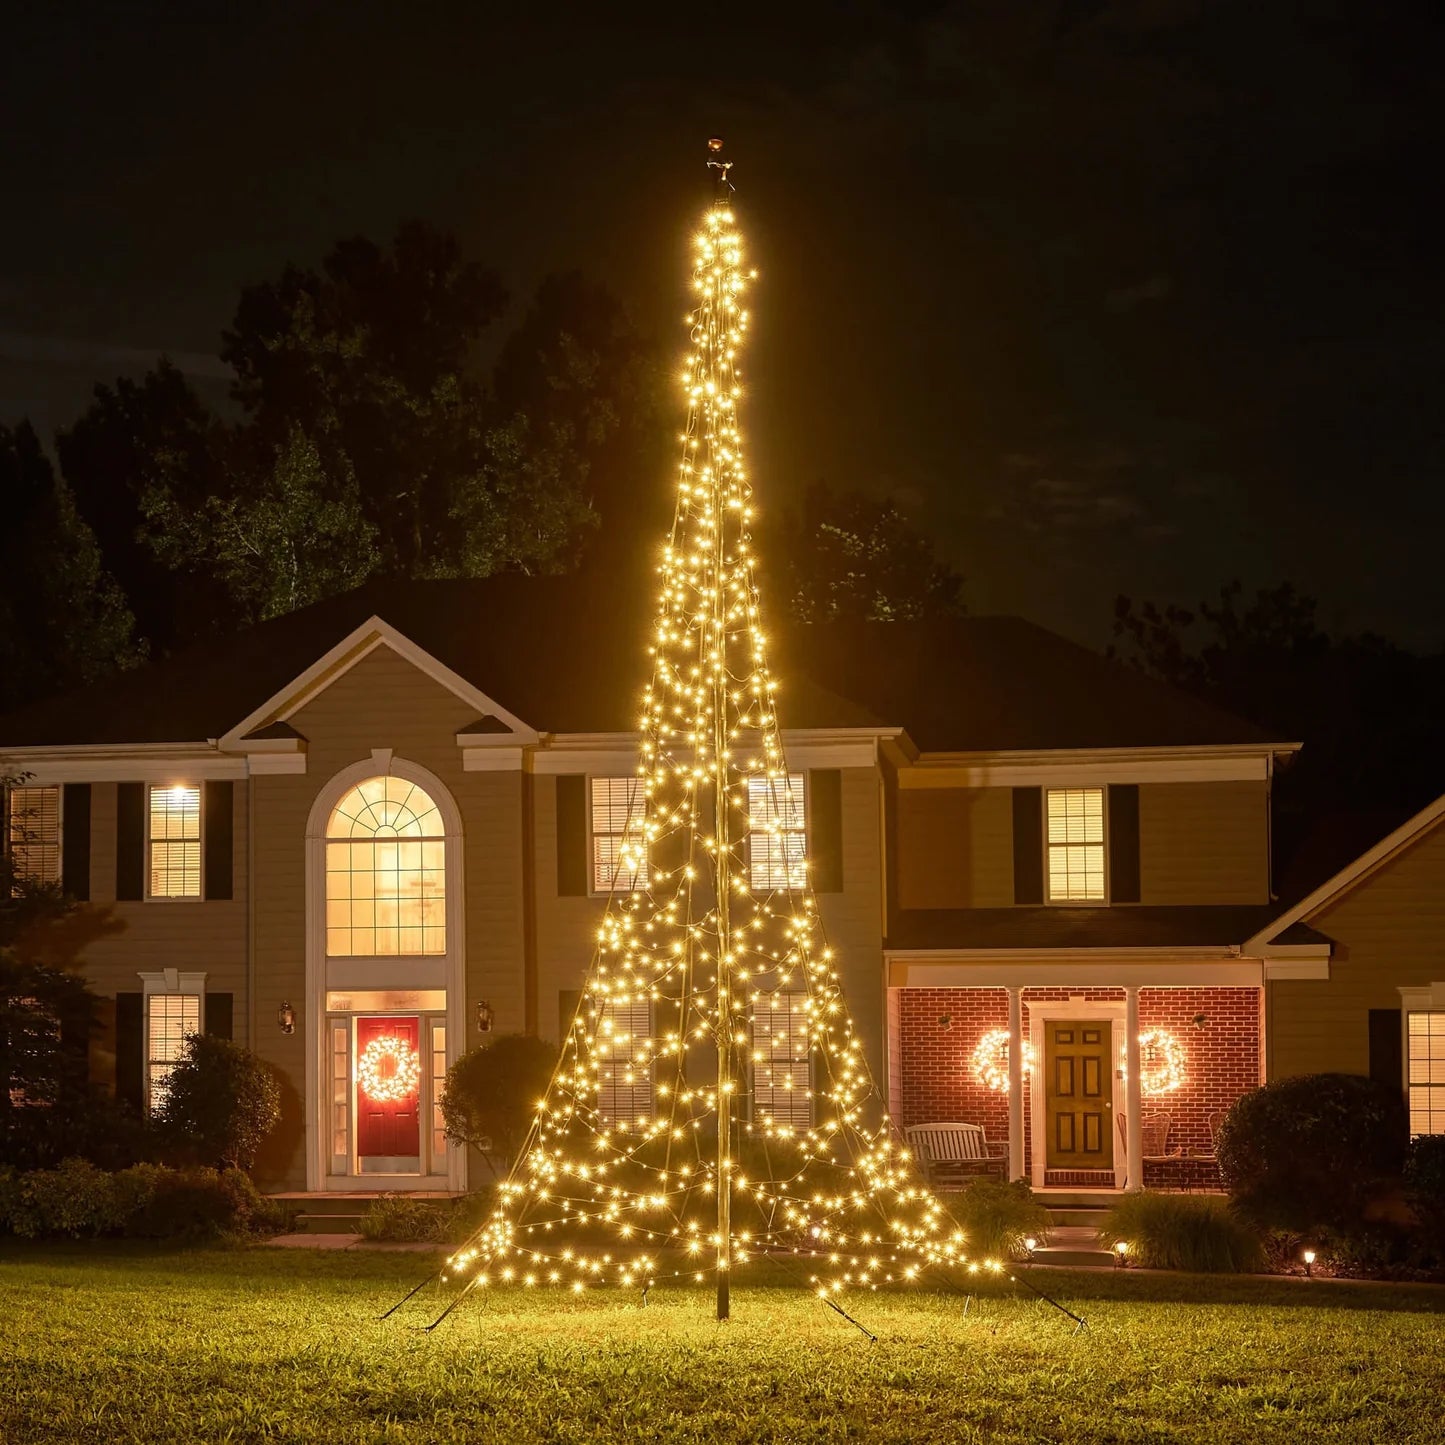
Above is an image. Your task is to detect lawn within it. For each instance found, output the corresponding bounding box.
[3,1245,1443,1444]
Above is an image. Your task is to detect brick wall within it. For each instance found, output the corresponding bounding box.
[895,984,1262,1170]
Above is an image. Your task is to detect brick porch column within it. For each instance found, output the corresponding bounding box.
[1007,987,1024,1182]
[1125,985,1143,1192]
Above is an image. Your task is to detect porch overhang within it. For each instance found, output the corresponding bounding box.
[885,953,1264,989]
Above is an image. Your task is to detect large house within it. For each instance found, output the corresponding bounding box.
[3,575,1441,1193]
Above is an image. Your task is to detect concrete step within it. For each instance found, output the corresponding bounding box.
[1046,1206,1110,1230]
[294,1212,369,1234]
[1030,1225,1116,1269]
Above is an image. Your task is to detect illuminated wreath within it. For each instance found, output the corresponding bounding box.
[970,1028,1036,1093]
[357,1036,421,1104]
[1137,1029,1186,1095]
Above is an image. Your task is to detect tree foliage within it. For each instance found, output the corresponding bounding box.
[0,421,142,713]
[158,1032,281,1171]
[769,482,966,623]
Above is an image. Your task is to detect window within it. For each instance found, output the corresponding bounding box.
[752,990,812,1131]
[7,785,61,885]
[1407,1012,1445,1137]
[591,777,647,893]
[325,777,446,957]
[594,994,653,1128]
[148,784,201,898]
[146,993,200,1114]
[430,1021,448,1163]
[747,774,807,891]
[1046,787,1106,902]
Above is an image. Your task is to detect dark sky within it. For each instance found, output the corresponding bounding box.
[3,0,1442,649]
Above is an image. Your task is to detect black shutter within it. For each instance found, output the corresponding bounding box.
[205,992,234,1041]
[809,769,844,893]
[62,783,92,901]
[115,992,144,1109]
[1108,784,1141,903]
[556,775,588,896]
[1012,787,1043,904]
[1368,1009,1403,1095]
[204,781,234,900]
[116,783,145,900]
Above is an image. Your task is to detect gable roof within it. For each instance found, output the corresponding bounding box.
[1246,792,1445,950]
[0,575,1286,753]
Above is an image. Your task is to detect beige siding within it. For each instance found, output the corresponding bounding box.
[1138,781,1269,905]
[1269,819,1445,1078]
[250,642,528,1187]
[894,787,1014,909]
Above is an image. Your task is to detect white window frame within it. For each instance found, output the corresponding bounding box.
[593,993,654,1129]
[588,775,648,897]
[1400,985,1445,1138]
[750,987,813,1131]
[5,783,62,887]
[138,969,206,1114]
[1044,786,1109,906]
[145,783,204,902]
[746,772,808,892]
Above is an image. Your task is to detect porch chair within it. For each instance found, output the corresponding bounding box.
[1116,1110,1174,1161]
[1204,1109,1228,1158]
[905,1122,1009,1186]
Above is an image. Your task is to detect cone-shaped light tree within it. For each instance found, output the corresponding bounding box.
[438,147,967,1324]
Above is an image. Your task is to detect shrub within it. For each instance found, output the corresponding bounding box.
[158,1033,281,1169]
[943,1179,1052,1261]
[1216,1073,1407,1232]
[1405,1135,1445,1230]
[129,1167,247,1238]
[1099,1191,1265,1273]
[442,1034,559,1166]
[0,1164,21,1234]
[360,1196,446,1243]
[10,1157,123,1238]
[442,1188,498,1244]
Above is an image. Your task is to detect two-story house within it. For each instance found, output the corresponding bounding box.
[4,574,1437,1196]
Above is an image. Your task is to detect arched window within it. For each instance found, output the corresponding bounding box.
[325,777,446,957]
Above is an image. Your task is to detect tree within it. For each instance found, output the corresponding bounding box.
[0,421,142,713]
[158,1032,281,1171]
[440,1034,559,1175]
[769,482,966,623]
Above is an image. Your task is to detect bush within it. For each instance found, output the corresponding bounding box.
[158,1034,281,1169]
[442,1034,559,1166]
[360,1196,447,1243]
[1099,1191,1265,1273]
[942,1179,1052,1261]
[129,1167,247,1239]
[1216,1073,1407,1232]
[1405,1135,1445,1230]
[2,1087,156,1172]
[0,1164,19,1233]
[9,1157,123,1238]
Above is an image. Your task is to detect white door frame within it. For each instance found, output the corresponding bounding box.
[1027,997,1126,1189]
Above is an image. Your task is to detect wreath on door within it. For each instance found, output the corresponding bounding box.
[357,1035,421,1103]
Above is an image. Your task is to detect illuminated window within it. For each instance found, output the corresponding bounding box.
[325,777,446,957]
[752,989,812,1130]
[591,777,647,893]
[430,1021,448,1163]
[148,784,201,898]
[6,785,61,885]
[747,774,807,891]
[1046,788,1106,902]
[594,994,653,1128]
[1408,1012,1445,1137]
[146,993,200,1114]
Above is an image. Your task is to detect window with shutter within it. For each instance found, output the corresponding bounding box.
[590,777,647,894]
[594,994,653,1128]
[7,785,61,886]
[148,785,202,899]
[747,774,807,891]
[752,989,812,1131]
[1045,787,1107,902]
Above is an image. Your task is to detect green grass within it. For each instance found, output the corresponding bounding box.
[3,1244,1444,1443]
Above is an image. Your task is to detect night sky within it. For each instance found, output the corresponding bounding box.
[3,1,1441,649]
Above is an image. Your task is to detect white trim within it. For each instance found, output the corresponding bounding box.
[1026,997,1127,1190]
[246,754,308,775]
[144,782,205,903]
[138,970,207,1116]
[1399,983,1445,1009]
[2,755,246,783]
[888,945,1244,962]
[897,745,1287,788]
[1043,784,1110,907]
[462,746,526,773]
[1261,960,1331,981]
[218,618,540,752]
[888,959,1264,989]
[304,757,467,1194]
[1247,793,1445,951]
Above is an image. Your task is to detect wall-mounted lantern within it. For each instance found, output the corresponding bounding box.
[278,1001,296,1035]
[476,999,495,1034]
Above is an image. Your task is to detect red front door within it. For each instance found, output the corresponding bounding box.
[356,1016,422,1162]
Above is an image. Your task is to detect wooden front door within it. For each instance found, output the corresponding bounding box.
[356,1015,422,1166]
[1045,1020,1113,1169]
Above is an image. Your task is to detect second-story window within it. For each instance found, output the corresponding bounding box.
[6,785,61,886]
[148,784,202,898]
[591,777,647,893]
[1046,787,1106,902]
[748,773,807,891]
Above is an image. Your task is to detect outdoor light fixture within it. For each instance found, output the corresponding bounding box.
[938,1012,953,1032]
[1192,1012,1208,1030]
[1303,1249,1316,1277]
[1024,1236,1038,1260]
[476,999,495,1034]
[1114,1241,1130,1269]
[277,1001,295,1035]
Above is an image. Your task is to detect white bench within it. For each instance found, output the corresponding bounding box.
[905,1122,1009,1185]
